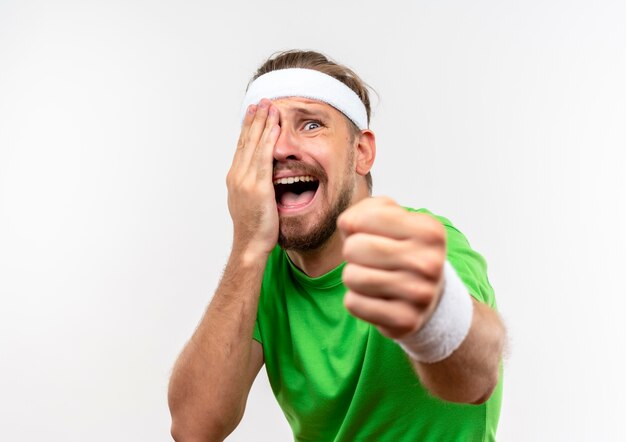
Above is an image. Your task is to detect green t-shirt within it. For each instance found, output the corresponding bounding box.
[253,208,502,441]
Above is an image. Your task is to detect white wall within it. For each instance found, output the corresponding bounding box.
[1,1,624,440]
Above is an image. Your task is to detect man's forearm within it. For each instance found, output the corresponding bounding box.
[412,299,505,404]
[168,248,267,441]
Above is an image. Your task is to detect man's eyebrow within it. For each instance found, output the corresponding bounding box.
[290,107,331,119]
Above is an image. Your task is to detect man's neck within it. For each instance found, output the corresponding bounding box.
[286,230,344,278]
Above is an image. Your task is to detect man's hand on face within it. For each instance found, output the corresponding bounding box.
[338,197,447,340]
[226,98,281,257]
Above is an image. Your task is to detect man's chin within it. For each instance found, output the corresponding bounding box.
[277,216,336,252]
[277,179,354,252]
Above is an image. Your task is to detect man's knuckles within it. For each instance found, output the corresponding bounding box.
[342,290,361,314]
[341,263,359,288]
[382,314,421,338]
[343,234,444,277]
[343,265,436,308]
[236,136,246,150]
[403,277,437,305]
[406,249,446,280]
[407,213,446,245]
[337,204,405,234]
[378,321,422,340]
[342,233,396,261]
[341,263,383,292]
[227,177,274,202]
[344,292,422,336]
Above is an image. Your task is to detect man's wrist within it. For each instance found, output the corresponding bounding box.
[395,261,474,364]
[230,241,273,270]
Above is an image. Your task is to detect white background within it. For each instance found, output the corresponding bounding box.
[1,1,625,441]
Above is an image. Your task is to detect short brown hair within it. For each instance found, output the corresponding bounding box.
[250,50,373,194]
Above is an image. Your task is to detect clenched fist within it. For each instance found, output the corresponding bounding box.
[338,197,447,340]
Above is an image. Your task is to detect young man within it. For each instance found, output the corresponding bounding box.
[168,50,505,441]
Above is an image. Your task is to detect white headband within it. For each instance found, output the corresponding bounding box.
[240,68,368,130]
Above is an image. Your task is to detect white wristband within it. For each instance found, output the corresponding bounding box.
[395,261,474,363]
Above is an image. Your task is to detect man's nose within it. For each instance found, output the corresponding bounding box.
[273,125,301,162]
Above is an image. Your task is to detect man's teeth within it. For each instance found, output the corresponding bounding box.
[273,175,317,185]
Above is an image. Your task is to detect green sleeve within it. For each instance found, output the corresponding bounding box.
[407,208,497,308]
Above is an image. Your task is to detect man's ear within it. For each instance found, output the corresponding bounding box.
[355,130,376,176]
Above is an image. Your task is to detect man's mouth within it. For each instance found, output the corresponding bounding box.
[273,175,320,209]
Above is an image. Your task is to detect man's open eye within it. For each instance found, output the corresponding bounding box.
[304,121,322,131]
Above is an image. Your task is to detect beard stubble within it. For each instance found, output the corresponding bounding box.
[277,150,356,253]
